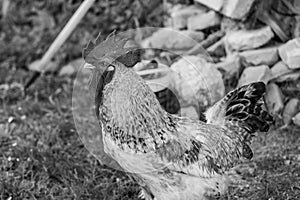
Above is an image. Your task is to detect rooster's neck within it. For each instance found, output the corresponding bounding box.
[99,75,178,151]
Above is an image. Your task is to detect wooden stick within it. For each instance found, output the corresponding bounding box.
[183,30,225,56]
[136,68,170,76]
[36,0,95,72]
[2,0,10,17]
[25,0,95,90]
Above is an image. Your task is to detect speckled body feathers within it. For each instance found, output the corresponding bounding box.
[83,33,273,200]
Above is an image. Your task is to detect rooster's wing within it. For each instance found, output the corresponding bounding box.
[148,82,273,178]
[152,118,244,178]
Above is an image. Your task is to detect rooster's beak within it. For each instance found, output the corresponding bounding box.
[83,63,96,70]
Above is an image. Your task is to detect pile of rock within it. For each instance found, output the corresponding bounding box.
[57,0,300,127]
[141,0,300,127]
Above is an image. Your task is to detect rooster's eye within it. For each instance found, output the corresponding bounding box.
[102,65,115,86]
[107,65,115,71]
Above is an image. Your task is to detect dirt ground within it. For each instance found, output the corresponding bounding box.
[1,1,300,200]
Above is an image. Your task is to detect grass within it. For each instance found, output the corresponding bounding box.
[224,126,300,200]
[0,1,299,198]
[0,73,140,200]
[1,69,300,200]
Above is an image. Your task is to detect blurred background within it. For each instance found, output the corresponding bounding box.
[1,0,300,199]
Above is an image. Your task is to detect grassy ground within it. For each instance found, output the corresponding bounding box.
[0,0,157,199]
[0,73,140,200]
[225,126,300,200]
[1,67,300,200]
[1,1,300,199]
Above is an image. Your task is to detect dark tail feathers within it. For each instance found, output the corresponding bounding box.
[204,82,273,159]
[224,82,273,159]
[225,82,273,134]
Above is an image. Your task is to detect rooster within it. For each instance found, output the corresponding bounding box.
[83,33,273,200]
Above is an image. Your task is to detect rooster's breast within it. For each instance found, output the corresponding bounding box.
[102,129,228,200]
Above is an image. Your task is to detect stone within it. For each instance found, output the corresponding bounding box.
[187,11,221,31]
[133,60,173,93]
[293,112,300,127]
[234,162,257,176]
[294,0,300,14]
[265,83,284,116]
[221,0,255,19]
[141,29,205,53]
[221,17,245,32]
[224,26,274,51]
[270,61,293,80]
[274,71,300,83]
[169,4,207,29]
[271,61,300,83]
[195,0,255,19]
[260,10,289,42]
[194,0,223,12]
[59,58,84,76]
[278,38,300,69]
[239,46,279,66]
[215,54,241,84]
[284,160,292,165]
[293,16,300,38]
[180,106,199,120]
[170,56,225,110]
[0,124,6,137]
[238,65,272,86]
[283,98,300,126]
[207,38,226,57]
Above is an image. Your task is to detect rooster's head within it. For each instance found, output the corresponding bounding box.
[82,32,164,125]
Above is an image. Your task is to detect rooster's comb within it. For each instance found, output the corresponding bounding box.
[83,31,141,67]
